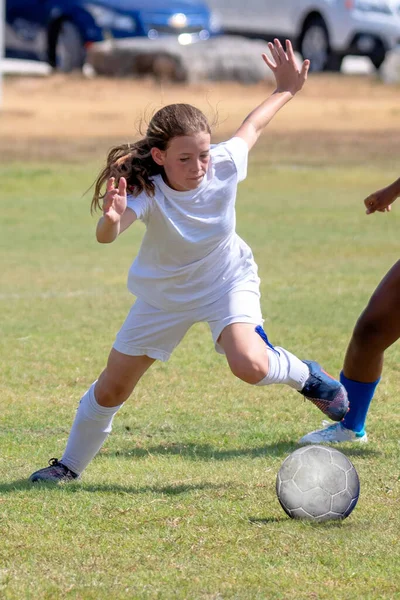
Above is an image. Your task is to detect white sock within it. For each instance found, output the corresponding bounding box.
[61,383,122,476]
[255,347,309,390]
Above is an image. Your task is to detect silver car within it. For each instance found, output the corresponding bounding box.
[207,0,400,71]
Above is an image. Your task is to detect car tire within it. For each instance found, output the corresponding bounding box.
[55,21,85,72]
[300,16,341,72]
[370,41,386,70]
[325,52,343,72]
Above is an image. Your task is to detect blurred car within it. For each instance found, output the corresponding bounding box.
[207,0,400,71]
[5,0,222,71]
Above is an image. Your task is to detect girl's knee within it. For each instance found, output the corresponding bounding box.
[95,377,131,406]
[228,351,268,384]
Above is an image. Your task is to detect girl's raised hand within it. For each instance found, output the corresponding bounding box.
[102,177,127,223]
[262,39,310,96]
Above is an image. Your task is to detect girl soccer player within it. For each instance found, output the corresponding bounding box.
[30,39,348,482]
[300,176,400,444]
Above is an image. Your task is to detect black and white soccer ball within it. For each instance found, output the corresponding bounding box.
[276,445,360,522]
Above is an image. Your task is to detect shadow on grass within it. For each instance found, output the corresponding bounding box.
[107,441,296,461]
[0,443,378,495]
[249,517,358,527]
[249,516,288,524]
[338,446,381,458]
[0,479,232,496]
[105,440,380,461]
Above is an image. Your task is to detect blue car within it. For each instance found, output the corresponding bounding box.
[5,0,221,71]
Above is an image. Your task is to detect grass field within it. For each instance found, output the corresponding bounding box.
[1,73,400,599]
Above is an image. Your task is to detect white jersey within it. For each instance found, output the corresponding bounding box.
[126,136,260,311]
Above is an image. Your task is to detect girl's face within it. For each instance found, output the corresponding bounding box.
[151,132,211,192]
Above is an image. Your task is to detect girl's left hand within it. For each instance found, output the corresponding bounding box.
[263,39,310,96]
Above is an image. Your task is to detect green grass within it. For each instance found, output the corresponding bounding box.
[1,158,400,599]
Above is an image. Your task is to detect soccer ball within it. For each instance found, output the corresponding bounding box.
[276,445,360,522]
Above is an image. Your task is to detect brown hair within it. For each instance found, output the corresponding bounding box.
[91,103,212,213]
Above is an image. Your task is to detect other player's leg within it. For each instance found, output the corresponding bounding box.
[300,259,400,444]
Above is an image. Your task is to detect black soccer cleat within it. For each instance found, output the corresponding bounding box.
[30,458,79,483]
[299,361,349,422]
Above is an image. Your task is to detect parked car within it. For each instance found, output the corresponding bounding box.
[207,0,400,71]
[5,0,222,72]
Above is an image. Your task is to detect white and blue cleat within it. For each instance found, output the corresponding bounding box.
[299,421,368,445]
[299,361,349,422]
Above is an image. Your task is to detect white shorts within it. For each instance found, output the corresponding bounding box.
[113,288,263,362]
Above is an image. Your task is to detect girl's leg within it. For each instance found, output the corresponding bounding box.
[95,349,155,407]
[218,322,309,388]
[30,350,155,481]
[218,323,348,421]
[30,297,195,482]
[208,286,347,421]
[300,260,400,443]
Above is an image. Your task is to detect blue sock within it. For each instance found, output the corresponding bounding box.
[340,372,380,434]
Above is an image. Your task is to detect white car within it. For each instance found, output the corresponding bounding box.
[207,0,400,71]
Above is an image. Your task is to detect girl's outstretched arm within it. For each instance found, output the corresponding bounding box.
[234,39,310,151]
[96,177,137,243]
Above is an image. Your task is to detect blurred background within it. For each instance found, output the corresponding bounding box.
[1,1,399,167]
[0,0,399,173]
[1,1,400,157]
[2,0,400,78]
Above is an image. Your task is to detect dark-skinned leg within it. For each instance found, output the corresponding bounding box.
[341,260,400,432]
[300,260,400,444]
[343,260,400,382]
